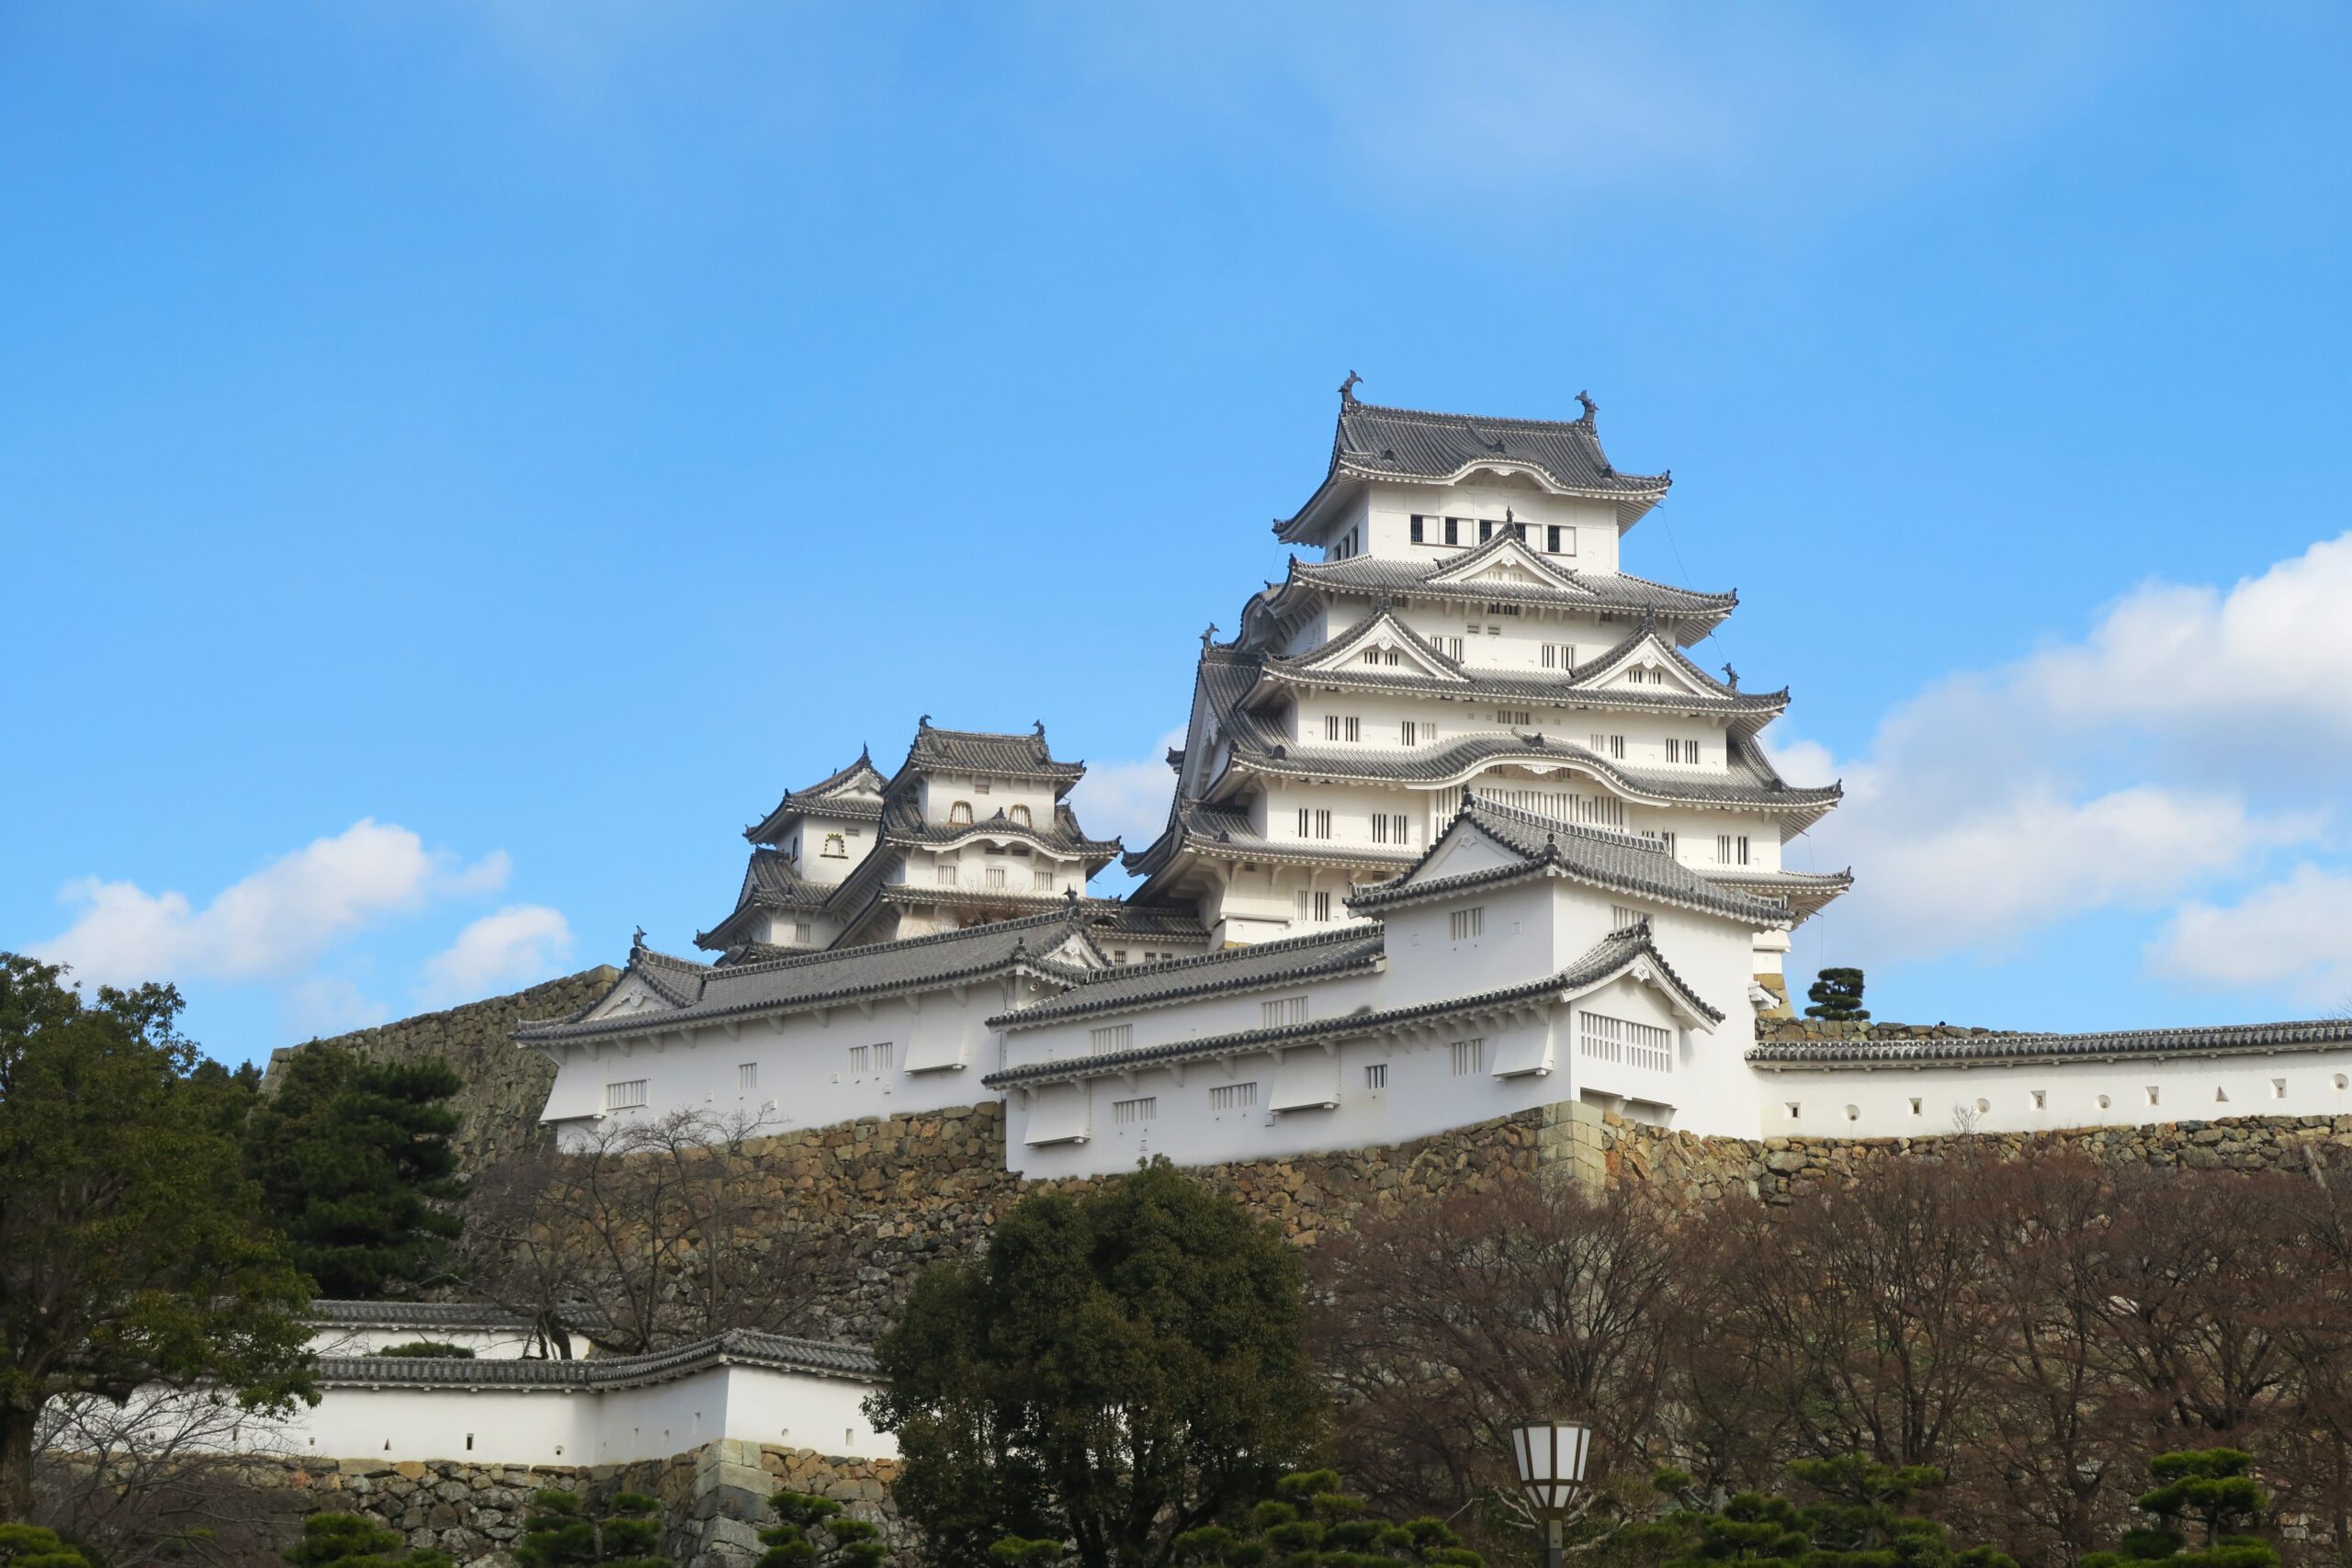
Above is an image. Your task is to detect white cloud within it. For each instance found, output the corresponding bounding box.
[1777,540,2352,964]
[418,906,574,1007]
[1068,728,1188,881]
[2151,865,2352,1008]
[35,819,511,989]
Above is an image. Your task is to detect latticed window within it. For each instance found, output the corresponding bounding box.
[1210,1082,1258,1111]
[950,801,974,825]
[1091,1023,1133,1053]
[1113,1097,1157,1125]
[1449,907,1484,941]
[1449,1039,1485,1077]
[1261,996,1308,1028]
[605,1079,648,1111]
[1578,1012,1672,1072]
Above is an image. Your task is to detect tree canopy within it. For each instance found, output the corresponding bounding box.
[0,953,314,1523]
[513,1489,669,1567]
[244,1043,467,1299]
[2084,1451,2278,1568]
[870,1158,1322,1568]
[284,1509,455,1566]
[1803,968,1868,1021]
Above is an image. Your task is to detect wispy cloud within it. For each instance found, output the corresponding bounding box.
[35,819,509,989]
[418,905,574,1008]
[1775,532,2352,981]
[1069,728,1187,886]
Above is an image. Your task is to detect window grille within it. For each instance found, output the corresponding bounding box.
[1033,870,1055,891]
[793,921,813,942]
[1113,1097,1157,1125]
[1611,906,1639,930]
[1010,804,1033,827]
[1363,1063,1388,1089]
[738,1063,759,1091]
[1261,996,1308,1028]
[1400,720,1418,746]
[1449,1038,1485,1077]
[1091,1023,1134,1053]
[1210,1082,1259,1111]
[1497,709,1532,726]
[986,866,1008,889]
[822,833,847,858]
[605,1079,647,1111]
[1578,1012,1672,1072]
[1589,732,1626,760]
[1449,907,1484,941]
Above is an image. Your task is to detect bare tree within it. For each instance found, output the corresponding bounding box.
[1310,1175,1682,1548]
[34,1390,307,1566]
[461,1108,842,1354]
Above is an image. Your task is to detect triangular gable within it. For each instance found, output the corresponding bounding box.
[803,764,887,807]
[1577,630,1729,703]
[1423,534,1590,595]
[1039,930,1107,972]
[1393,814,1536,889]
[582,971,686,1022]
[1563,949,1718,1034]
[1293,608,1469,683]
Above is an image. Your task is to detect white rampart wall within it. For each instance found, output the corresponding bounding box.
[1761,1051,2352,1142]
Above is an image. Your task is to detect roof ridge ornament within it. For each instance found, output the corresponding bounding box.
[630,926,648,954]
[1722,662,1740,690]
[1575,389,1598,424]
[1201,622,1218,650]
[1340,369,1362,404]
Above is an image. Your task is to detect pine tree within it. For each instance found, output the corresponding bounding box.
[513,1490,669,1568]
[756,1491,887,1566]
[244,1044,468,1298]
[1804,967,1870,1021]
[284,1510,455,1566]
[2083,1451,2277,1568]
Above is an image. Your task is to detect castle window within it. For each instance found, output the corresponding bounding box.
[1033,870,1055,892]
[1590,732,1626,760]
[1786,1102,1801,1120]
[1715,834,1750,866]
[1261,995,1309,1028]
[822,833,848,858]
[794,921,812,942]
[1497,709,1532,726]
[1438,636,1465,660]
[950,801,974,825]
[1542,642,1574,670]
[984,841,1005,855]
[1444,516,1462,546]
[739,1063,759,1091]
[1363,1063,1387,1089]
[1579,1011,1671,1072]
[1091,1024,1133,1053]
[1450,907,1485,942]
[986,866,1008,889]
[936,864,957,886]
[2146,1086,2160,1107]
[1113,950,1128,964]
[1323,715,1362,742]
[1295,890,1333,922]
[1611,906,1638,930]
[1370,813,1408,845]
[1511,522,1529,543]
[1113,1097,1157,1126]
[2275,1078,2289,1100]
[1479,519,1496,542]
[1410,514,1426,543]
[1449,1038,1485,1077]
[975,782,991,795]
[605,1079,648,1111]
[2030,1089,2046,1110]
[1547,525,1573,555]
[1908,1098,1923,1116]
[1485,601,1521,616]
[1210,1082,1258,1112]
[1400,720,1419,746]
[1010,804,1032,827]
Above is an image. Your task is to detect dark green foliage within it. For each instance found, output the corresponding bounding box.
[513,1490,668,1567]
[0,1522,99,1567]
[1160,1470,1485,1566]
[1633,1460,2015,1568]
[245,1044,468,1299]
[1804,968,1869,1021]
[2083,1452,2277,1568]
[871,1158,1322,1568]
[0,953,315,1522]
[284,1509,456,1565]
[375,1341,475,1359]
[755,1490,887,1566]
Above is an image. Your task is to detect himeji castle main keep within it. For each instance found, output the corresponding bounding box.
[517,380,2352,1176]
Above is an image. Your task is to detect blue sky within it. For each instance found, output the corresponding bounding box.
[6,3,2351,1063]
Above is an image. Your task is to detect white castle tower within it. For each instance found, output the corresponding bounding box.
[1124,379,1849,1007]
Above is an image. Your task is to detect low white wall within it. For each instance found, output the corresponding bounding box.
[1761,1049,2352,1140]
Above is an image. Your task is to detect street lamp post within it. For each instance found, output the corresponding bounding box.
[1510,1420,1591,1568]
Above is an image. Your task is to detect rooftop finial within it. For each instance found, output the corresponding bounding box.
[630,925,648,953]
[1722,662,1740,690]
[1063,886,1080,908]
[1576,389,1598,422]
[919,713,932,729]
[1034,718,1046,739]
[1340,369,1363,403]
[1200,622,1218,650]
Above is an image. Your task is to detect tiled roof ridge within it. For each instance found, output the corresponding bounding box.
[703,904,1089,980]
[984,942,1701,1089]
[1247,649,1789,714]
[1568,620,1743,698]
[1265,600,1469,681]
[308,1300,532,1327]
[1748,1018,2352,1067]
[317,1327,878,1389]
[989,927,1385,1031]
[742,750,886,840]
[1335,397,1670,488]
[1282,554,1737,614]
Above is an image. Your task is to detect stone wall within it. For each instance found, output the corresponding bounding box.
[748,1100,1542,1342]
[261,966,619,1174]
[269,1440,904,1568]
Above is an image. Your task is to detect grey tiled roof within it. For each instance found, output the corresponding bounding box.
[1349,798,1794,927]
[983,921,1715,1089]
[880,796,1121,863]
[1083,901,1212,941]
[1748,1019,2352,1069]
[1278,395,1670,540]
[516,910,1102,1043]
[1249,606,1786,717]
[744,750,889,843]
[1703,867,1854,914]
[990,926,1385,1031]
[316,1328,877,1389]
[1122,795,1421,878]
[904,719,1086,785]
[309,1301,531,1329]
[1267,550,1734,631]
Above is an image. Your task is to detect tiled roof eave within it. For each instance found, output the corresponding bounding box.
[316,1329,878,1390]
[988,962,1618,1089]
[989,950,1385,1032]
[1350,853,1791,929]
[1242,661,1788,717]
[1748,1021,2352,1069]
[1216,739,1843,813]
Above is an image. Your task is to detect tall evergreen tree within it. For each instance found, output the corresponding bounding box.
[513,1490,668,1567]
[2083,1451,2277,1568]
[0,953,315,1522]
[871,1158,1322,1568]
[244,1044,468,1298]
